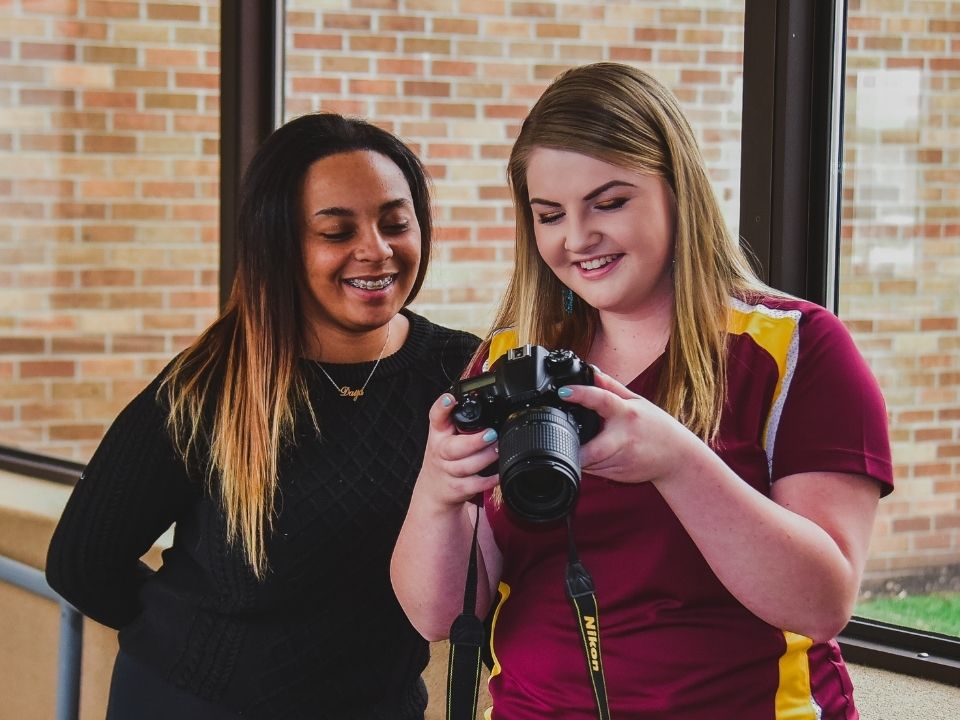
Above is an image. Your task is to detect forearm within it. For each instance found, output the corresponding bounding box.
[391,491,494,642]
[652,432,871,641]
[46,526,152,629]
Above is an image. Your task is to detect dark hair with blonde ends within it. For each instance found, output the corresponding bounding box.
[485,63,769,442]
[161,114,433,577]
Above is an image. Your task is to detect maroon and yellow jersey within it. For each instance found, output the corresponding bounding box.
[483,296,893,720]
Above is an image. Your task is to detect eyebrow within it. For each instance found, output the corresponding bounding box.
[529,180,637,207]
[313,198,411,218]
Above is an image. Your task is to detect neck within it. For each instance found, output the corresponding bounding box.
[589,296,674,384]
[307,315,400,364]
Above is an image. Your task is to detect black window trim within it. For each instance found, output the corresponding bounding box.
[1,0,957,688]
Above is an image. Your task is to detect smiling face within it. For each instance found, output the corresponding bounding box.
[526,147,676,319]
[299,150,422,341]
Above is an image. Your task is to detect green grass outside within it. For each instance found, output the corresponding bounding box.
[854,592,960,637]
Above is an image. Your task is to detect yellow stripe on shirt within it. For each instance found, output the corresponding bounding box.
[483,581,512,720]
[775,631,821,719]
[728,298,801,478]
[486,329,519,371]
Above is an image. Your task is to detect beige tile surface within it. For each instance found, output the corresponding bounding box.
[849,663,959,720]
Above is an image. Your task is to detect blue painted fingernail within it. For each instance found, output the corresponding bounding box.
[558,387,573,398]
[441,395,453,407]
[482,429,498,443]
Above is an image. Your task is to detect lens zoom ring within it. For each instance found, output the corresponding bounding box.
[499,411,579,468]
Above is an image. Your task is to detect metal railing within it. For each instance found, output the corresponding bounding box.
[0,553,82,720]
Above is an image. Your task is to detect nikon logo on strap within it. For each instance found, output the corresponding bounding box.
[584,615,600,671]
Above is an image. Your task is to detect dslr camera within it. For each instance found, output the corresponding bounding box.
[451,345,600,522]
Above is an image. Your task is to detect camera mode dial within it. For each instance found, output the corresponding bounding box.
[453,395,482,425]
[545,349,574,370]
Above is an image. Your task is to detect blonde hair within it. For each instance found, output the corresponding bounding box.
[160,113,433,577]
[483,63,770,442]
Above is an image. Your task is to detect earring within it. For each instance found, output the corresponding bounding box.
[563,287,574,314]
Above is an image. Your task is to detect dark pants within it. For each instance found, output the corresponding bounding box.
[106,650,240,720]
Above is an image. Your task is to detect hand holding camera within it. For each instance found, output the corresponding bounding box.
[449,345,601,523]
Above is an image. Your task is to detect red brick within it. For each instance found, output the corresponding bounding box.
[54,20,108,39]
[610,46,654,62]
[86,1,139,18]
[379,15,425,32]
[115,112,167,131]
[147,3,200,22]
[349,79,398,95]
[83,135,137,153]
[292,33,343,51]
[377,59,425,75]
[22,42,76,61]
[52,202,106,220]
[21,360,75,379]
[430,103,476,118]
[144,48,200,66]
[432,60,477,76]
[115,69,167,88]
[404,81,451,97]
[0,337,46,354]
[20,88,75,106]
[81,269,135,287]
[22,0,80,14]
[350,35,396,52]
[51,338,107,354]
[113,335,167,353]
[83,91,137,108]
[323,13,371,30]
[80,225,135,243]
[434,18,479,34]
[403,37,450,54]
[113,203,166,220]
[145,93,198,110]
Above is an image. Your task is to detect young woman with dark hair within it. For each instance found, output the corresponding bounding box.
[46,112,479,719]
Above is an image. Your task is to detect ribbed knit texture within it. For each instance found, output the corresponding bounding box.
[46,311,480,720]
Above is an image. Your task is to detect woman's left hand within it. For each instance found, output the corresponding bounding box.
[562,366,697,484]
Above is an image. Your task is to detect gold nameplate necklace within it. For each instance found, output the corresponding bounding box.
[315,324,391,401]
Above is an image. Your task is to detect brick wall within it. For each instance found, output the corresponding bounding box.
[0,0,222,459]
[1,0,957,579]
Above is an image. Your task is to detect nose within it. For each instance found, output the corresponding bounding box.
[353,226,393,263]
[563,215,600,254]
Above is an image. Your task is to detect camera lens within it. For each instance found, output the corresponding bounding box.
[498,406,582,522]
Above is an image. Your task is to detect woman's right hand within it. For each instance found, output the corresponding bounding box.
[392,392,504,639]
[414,393,501,510]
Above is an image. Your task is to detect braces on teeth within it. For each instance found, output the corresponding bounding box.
[349,276,394,290]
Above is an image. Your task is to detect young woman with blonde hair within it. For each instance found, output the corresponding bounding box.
[47,112,479,719]
[392,63,892,719]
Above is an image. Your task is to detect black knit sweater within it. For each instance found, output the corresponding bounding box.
[46,311,480,719]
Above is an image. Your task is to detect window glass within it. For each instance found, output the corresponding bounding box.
[283,0,746,336]
[840,6,960,636]
[0,1,221,462]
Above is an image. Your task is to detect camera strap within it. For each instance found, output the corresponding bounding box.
[446,507,612,720]
[446,503,485,720]
[565,514,612,720]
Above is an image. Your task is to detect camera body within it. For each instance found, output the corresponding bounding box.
[451,345,601,522]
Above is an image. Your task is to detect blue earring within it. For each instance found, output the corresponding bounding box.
[563,287,574,314]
